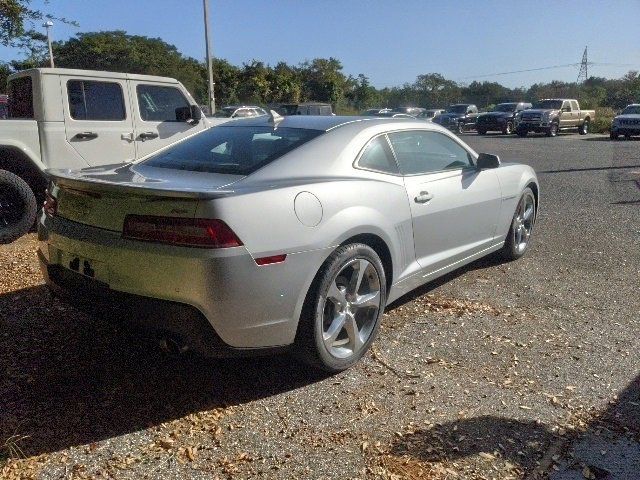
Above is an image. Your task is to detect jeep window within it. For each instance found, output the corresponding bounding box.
[532,100,563,109]
[137,85,189,122]
[68,80,126,121]
[7,76,34,119]
[494,103,518,112]
[622,105,640,115]
[447,105,468,113]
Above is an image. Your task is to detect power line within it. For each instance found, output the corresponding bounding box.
[459,63,580,80]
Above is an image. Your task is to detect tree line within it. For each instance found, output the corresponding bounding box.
[1,31,639,113]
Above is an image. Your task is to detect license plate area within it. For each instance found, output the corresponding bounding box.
[49,247,110,284]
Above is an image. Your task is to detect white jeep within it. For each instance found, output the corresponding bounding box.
[0,68,212,243]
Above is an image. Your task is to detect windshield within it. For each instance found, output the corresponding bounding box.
[533,100,563,110]
[622,105,640,115]
[143,126,324,175]
[447,105,467,113]
[212,108,234,118]
[494,103,517,112]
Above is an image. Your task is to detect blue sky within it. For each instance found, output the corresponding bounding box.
[1,0,638,88]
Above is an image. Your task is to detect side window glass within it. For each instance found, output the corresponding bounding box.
[67,80,126,121]
[571,100,579,110]
[7,77,34,119]
[388,131,473,175]
[358,135,399,174]
[137,85,189,122]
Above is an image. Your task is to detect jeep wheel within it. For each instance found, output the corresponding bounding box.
[579,120,589,135]
[546,122,558,137]
[0,170,37,244]
[503,121,513,135]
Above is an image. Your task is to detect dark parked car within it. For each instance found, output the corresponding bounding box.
[476,102,532,135]
[432,104,479,134]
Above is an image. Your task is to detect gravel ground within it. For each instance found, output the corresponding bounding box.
[1,133,639,479]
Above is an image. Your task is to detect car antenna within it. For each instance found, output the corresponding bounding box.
[267,109,284,126]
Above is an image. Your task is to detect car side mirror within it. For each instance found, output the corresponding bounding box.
[476,153,500,170]
[175,105,201,124]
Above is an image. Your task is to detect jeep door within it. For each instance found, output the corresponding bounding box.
[61,76,136,166]
[130,81,205,158]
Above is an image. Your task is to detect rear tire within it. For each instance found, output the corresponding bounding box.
[0,170,37,244]
[457,122,465,134]
[500,187,536,261]
[295,243,387,372]
[579,120,589,135]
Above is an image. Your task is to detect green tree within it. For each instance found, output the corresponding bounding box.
[237,60,271,103]
[51,31,207,102]
[300,57,348,106]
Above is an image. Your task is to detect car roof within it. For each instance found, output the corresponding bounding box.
[219,115,439,132]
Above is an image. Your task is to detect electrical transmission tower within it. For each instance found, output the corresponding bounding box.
[577,46,588,83]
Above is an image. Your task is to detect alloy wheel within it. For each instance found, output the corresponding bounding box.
[322,258,381,359]
[512,192,535,254]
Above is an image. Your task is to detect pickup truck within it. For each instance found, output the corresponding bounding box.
[432,104,479,134]
[0,68,211,243]
[610,104,640,140]
[515,99,595,137]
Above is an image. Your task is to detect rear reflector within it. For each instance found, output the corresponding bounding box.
[122,215,243,248]
[255,254,287,266]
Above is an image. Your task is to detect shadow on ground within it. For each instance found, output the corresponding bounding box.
[387,374,640,478]
[0,285,325,457]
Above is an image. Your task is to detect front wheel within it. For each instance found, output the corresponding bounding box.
[546,122,558,137]
[500,187,536,261]
[477,128,487,135]
[295,243,386,372]
[0,170,37,244]
[579,120,589,135]
[503,121,513,135]
[457,122,465,134]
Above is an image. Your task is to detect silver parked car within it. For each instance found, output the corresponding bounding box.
[38,115,539,372]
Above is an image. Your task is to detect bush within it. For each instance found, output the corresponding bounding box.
[590,107,615,134]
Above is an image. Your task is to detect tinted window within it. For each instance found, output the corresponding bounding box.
[67,80,126,121]
[388,130,473,175]
[7,77,34,119]
[137,85,189,122]
[358,135,399,174]
[143,126,323,175]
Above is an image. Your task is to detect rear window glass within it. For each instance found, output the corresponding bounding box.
[68,80,126,120]
[143,126,324,175]
[7,76,34,119]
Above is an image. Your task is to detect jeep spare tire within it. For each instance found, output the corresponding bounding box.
[0,170,37,244]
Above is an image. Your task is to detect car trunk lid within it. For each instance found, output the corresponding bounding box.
[48,163,243,232]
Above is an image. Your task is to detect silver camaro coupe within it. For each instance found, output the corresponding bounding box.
[38,115,538,371]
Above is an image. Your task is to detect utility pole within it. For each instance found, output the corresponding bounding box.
[203,0,215,114]
[43,21,54,68]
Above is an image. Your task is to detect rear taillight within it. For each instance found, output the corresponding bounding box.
[43,190,57,216]
[122,215,243,248]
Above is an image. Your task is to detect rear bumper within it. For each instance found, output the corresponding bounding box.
[38,213,330,351]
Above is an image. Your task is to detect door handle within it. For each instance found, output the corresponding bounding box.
[139,132,159,141]
[121,132,134,142]
[414,191,434,203]
[74,131,98,140]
